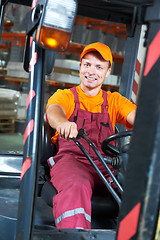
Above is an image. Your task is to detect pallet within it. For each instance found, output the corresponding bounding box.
[0,118,15,133]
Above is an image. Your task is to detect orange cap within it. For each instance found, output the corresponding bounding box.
[80,42,113,66]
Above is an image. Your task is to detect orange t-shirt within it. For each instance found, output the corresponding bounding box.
[46,85,136,142]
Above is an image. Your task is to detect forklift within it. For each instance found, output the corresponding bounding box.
[0,0,160,239]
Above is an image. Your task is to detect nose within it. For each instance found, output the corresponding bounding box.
[88,65,96,75]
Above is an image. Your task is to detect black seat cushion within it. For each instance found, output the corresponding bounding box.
[40,181,119,219]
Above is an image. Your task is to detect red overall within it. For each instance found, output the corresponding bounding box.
[49,87,116,229]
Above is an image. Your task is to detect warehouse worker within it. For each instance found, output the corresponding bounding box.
[46,42,136,229]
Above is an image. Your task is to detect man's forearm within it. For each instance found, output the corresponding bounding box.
[47,104,68,129]
[126,109,136,126]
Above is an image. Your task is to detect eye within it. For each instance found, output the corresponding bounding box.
[84,63,90,67]
[97,66,103,70]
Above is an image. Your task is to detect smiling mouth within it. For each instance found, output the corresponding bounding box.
[85,76,97,81]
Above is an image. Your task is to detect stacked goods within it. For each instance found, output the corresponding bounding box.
[17,92,27,120]
[0,88,20,133]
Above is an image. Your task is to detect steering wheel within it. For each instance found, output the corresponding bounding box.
[101,130,133,157]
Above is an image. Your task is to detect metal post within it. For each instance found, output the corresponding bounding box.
[118,24,142,133]
[0,0,9,38]
[117,25,142,133]
[15,39,46,239]
[119,24,142,100]
[116,0,160,239]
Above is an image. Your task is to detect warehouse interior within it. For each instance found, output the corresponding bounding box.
[0,3,128,148]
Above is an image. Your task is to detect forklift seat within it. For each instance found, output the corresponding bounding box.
[40,114,119,228]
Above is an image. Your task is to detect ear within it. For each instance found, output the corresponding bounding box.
[105,67,111,78]
[79,62,82,71]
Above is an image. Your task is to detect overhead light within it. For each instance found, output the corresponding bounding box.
[36,0,77,51]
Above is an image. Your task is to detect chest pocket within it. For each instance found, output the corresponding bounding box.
[97,114,115,150]
[100,122,109,128]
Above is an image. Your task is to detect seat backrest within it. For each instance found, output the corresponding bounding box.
[41,114,57,175]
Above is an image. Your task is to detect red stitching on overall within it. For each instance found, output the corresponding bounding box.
[50,87,115,229]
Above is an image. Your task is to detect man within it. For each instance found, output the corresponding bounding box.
[46,42,136,229]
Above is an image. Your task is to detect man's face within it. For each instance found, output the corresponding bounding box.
[79,52,111,93]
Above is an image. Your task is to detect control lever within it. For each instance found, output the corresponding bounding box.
[73,129,122,207]
[78,129,123,194]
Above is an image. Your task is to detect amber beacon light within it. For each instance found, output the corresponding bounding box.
[36,0,77,51]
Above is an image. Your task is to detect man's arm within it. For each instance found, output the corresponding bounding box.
[47,104,78,140]
[126,109,136,126]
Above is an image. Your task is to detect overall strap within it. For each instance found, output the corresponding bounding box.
[70,87,80,119]
[101,90,108,113]
[70,87,80,105]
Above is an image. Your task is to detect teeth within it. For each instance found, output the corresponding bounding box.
[86,76,96,80]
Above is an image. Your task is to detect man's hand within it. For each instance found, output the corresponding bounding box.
[56,121,78,140]
[47,104,78,141]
